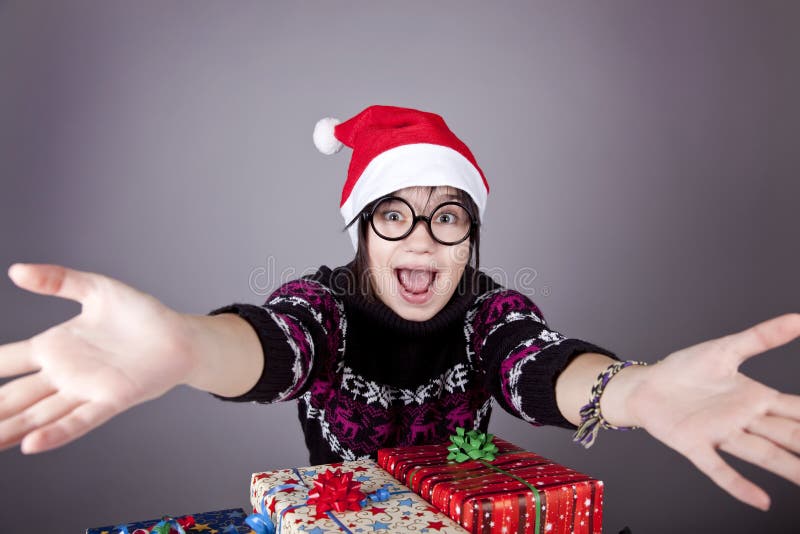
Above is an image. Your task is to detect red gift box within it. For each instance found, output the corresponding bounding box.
[378,437,603,534]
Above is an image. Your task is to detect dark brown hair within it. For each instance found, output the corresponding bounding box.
[343,186,481,301]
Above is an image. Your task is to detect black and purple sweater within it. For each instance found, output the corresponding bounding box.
[209,264,617,465]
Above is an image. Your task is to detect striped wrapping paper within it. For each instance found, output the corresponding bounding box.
[378,438,603,534]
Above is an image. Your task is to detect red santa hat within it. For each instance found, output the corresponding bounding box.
[313,105,490,250]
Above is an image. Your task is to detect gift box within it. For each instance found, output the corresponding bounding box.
[249,458,468,533]
[85,507,252,534]
[378,431,604,534]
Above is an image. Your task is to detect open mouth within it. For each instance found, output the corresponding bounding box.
[395,268,437,299]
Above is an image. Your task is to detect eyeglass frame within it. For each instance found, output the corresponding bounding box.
[360,194,478,246]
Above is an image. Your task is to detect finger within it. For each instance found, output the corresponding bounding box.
[7,263,96,304]
[20,400,118,454]
[769,392,800,422]
[685,445,771,511]
[0,373,55,420]
[747,415,800,455]
[0,392,82,452]
[720,313,800,366]
[0,339,38,378]
[721,432,800,486]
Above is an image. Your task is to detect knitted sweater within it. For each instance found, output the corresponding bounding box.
[209,264,617,465]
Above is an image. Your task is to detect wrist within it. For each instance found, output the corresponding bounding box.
[181,313,264,396]
[181,313,216,389]
[572,359,650,448]
[598,363,651,428]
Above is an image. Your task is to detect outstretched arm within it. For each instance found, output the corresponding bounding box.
[0,263,264,454]
[555,313,800,511]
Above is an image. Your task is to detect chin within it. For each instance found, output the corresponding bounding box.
[394,305,440,322]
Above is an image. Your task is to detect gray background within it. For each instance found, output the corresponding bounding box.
[1,1,798,532]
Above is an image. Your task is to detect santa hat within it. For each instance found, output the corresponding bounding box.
[313,105,490,250]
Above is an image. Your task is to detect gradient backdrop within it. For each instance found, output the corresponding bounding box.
[1,1,798,532]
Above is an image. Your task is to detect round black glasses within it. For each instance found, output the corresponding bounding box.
[362,195,476,246]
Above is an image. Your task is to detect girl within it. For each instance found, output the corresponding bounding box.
[0,105,798,514]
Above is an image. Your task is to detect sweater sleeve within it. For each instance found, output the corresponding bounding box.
[206,277,345,404]
[467,288,619,430]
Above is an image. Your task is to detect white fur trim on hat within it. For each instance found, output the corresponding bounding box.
[340,143,487,250]
[313,117,343,155]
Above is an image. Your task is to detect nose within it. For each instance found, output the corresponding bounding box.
[404,218,436,252]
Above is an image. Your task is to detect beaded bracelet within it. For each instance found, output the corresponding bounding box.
[572,360,648,449]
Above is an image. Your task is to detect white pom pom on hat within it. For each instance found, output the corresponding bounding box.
[313,117,343,155]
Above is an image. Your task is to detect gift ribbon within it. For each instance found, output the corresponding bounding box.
[437,428,542,534]
[246,469,413,534]
[245,496,277,534]
[247,486,306,534]
[446,427,499,462]
[306,469,366,518]
[358,483,410,507]
[113,515,195,534]
[248,483,349,534]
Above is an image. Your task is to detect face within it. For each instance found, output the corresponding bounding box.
[366,186,472,321]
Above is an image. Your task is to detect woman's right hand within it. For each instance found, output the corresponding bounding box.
[0,263,197,454]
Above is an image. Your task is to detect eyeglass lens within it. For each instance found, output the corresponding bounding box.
[371,197,472,244]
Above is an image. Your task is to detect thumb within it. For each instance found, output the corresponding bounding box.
[720,312,800,367]
[7,263,98,304]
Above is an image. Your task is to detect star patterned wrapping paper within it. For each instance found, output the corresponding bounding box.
[85,507,253,534]
[250,459,468,533]
[378,438,604,534]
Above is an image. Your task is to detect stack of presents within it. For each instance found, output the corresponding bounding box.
[87,429,603,534]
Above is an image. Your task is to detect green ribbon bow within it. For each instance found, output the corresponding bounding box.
[446,427,499,463]
[442,428,542,533]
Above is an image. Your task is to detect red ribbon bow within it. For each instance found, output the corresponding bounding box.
[175,516,196,530]
[306,469,366,519]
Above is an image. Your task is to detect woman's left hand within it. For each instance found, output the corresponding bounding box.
[623,313,800,511]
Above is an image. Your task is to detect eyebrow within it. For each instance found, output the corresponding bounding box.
[395,193,460,204]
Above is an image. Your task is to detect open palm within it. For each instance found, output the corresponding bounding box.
[0,264,194,453]
[626,313,800,510]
